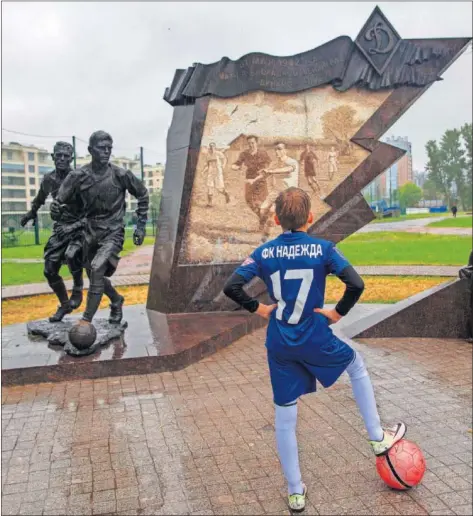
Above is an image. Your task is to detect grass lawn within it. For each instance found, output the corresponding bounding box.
[1,237,155,286]
[1,276,451,326]
[1,232,469,286]
[338,232,470,266]
[1,236,155,260]
[427,216,472,228]
[369,212,448,224]
[1,262,55,286]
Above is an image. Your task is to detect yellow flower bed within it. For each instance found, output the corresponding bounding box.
[1,276,450,327]
[325,275,450,304]
[1,285,149,326]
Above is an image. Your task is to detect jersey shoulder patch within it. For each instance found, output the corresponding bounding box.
[241,256,255,266]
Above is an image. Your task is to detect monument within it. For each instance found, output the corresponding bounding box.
[146,7,470,336]
[20,141,85,322]
[26,131,149,356]
[3,6,470,384]
[343,250,473,341]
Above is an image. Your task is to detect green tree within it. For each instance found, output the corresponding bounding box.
[422,178,441,201]
[461,123,472,168]
[426,139,452,207]
[398,182,422,209]
[426,126,471,210]
[461,123,472,210]
[439,129,467,210]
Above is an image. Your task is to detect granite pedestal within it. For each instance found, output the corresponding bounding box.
[2,306,266,386]
[343,278,471,340]
[145,7,470,362]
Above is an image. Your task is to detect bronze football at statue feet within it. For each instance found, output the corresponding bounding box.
[20,141,86,323]
[56,130,149,328]
[68,319,97,350]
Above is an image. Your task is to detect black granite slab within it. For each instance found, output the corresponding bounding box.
[164,6,471,104]
[1,305,267,386]
[343,278,471,339]
[149,31,471,319]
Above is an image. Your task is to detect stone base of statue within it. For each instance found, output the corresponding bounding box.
[26,318,128,357]
[2,305,265,386]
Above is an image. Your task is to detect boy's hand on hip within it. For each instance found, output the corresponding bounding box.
[314,308,342,325]
[256,303,277,320]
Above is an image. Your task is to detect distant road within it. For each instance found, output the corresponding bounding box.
[357,217,471,235]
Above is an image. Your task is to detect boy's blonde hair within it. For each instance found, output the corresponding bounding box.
[275,187,311,231]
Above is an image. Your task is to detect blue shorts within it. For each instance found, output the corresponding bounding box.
[266,320,355,406]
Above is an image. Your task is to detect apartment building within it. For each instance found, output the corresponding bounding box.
[414,170,427,189]
[75,155,164,212]
[363,136,413,203]
[2,142,164,215]
[143,164,164,194]
[1,142,54,214]
[385,136,413,189]
[75,154,141,176]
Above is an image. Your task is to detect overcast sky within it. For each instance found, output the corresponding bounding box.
[2,2,472,171]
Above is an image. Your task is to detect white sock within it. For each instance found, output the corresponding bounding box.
[346,352,384,442]
[275,402,304,495]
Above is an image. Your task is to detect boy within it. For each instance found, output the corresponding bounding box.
[223,187,406,512]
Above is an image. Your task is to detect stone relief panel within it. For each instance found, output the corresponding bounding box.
[179,86,391,265]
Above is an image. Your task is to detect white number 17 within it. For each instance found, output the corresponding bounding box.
[270,269,314,325]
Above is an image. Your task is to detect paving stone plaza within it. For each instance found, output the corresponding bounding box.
[2,328,472,515]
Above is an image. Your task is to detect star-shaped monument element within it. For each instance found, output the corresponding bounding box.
[355,5,402,76]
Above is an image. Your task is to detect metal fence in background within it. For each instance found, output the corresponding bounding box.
[2,132,164,249]
[1,208,159,248]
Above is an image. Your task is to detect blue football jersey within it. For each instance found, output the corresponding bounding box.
[234,231,350,349]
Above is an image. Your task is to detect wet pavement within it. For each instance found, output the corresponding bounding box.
[356,218,446,233]
[404,227,472,236]
[113,246,154,277]
[1,276,149,301]
[357,217,471,235]
[2,326,472,515]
